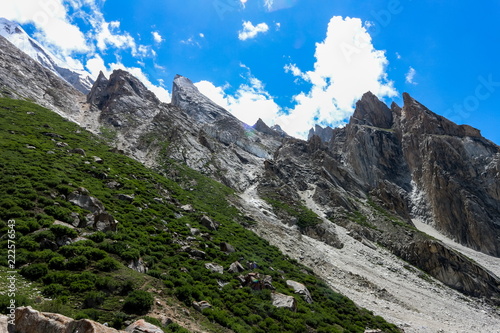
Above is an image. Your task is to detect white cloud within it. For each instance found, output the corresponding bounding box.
[405,66,417,84]
[0,0,90,57]
[238,21,269,41]
[152,31,163,43]
[195,71,281,127]
[86,54,171,103]
[281,16,397,138]
[264,0,274,11]
[199,33,205,38]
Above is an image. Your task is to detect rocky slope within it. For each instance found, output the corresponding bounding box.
[0,17,94,94]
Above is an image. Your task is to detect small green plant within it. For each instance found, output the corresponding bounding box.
[123,290,154,315]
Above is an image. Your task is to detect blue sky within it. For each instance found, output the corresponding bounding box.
[2,0,500,142]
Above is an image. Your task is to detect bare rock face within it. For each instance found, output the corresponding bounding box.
[14,306,128,333]
[0,35,83,118]
[308,124,334,143]
[67,188,117,231]
[399,93,500,256]
[171,75,232,123]
[88,70,160,129]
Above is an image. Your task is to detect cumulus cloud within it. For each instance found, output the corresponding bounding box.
[281,16,397,137]
[0,0,89,56]
[238,21,269,41]
[86,54,171,103]
[195,69,281,126]
[405,66,417,84]
[152,31,163,43]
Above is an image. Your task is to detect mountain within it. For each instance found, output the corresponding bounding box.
[0,17,94,94]
[1,30,500,332]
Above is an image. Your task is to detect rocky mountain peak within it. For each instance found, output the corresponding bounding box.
[401,92,481,138]
[350,91,393,129]
[308,124,334,142]
[171,74,234,123]
[253,118,287,137]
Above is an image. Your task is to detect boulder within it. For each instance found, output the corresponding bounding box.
[228,261,245,273]
[180,204,193,212]
[193,301,212,312]
[128,258,148,274]
[286,280,313,303]
[94,212,117,232]
[117,194,134,202]
[68,188,105,214]
[125,319,164,333]
[14,306,125,333]
[220,242,235,253]
[240,273,274,290]
[205,263,224,274]
[271,292,297,311]
[70,148,86,156]
[200,215,219,231]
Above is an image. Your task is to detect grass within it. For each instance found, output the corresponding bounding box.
[0,97,401,332]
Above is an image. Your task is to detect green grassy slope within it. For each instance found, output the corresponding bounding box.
[0,98,400,333]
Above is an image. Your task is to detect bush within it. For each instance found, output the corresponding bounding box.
[82,291,106,308]
[123,290,154,315]
[50,224,78,238]
[48,256,66,270]
[66,255,88,270]
[42,284,68,298]
[95,257,120,272]
[20,263,48,280]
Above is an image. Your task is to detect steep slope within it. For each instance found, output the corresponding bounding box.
[0,34,85,120]
[0,17,94,94]
[0,97,400,333]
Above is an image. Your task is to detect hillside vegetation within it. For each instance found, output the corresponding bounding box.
[0,97,400,332]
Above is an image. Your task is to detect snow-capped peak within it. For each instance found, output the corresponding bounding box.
[0,17,94,94]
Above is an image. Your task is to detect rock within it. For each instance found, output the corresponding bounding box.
[56,141,68,147]
[94,212,117,232]
[70,148,86,156]
[93,156,104,164]
[308,124,334,143]
[286,280,313,304]
[204,262,224,274]
[117,194,134,202]
[106,181,121,189]
[200,215,219,231]
[190,228,200,236]
[271,292,297,311]
[180,204,193,212]
[26,145,36,149]
[192,301,212,312]
[125,319,164,333]
[228,261,245,273]
[0,315,7,333]
[240,273,274,290]
[14,306,125,333]
[220,242,235,253]
[128,258,148,274]
[68,188,104,214]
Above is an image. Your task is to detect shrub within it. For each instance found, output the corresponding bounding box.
[82,291,106,308]
[66,255,88,270]
[43,284,68,297]
[123,290,154,315]
[20,263,48,280]
[95,257,120,272]
[48,256,66,270]
[50,224,78,238]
